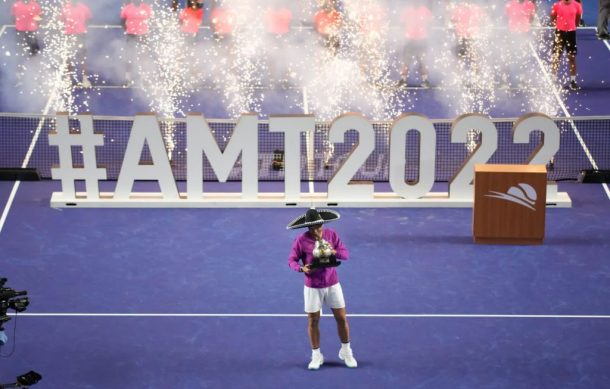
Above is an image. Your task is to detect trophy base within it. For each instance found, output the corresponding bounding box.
[309,259,341,269]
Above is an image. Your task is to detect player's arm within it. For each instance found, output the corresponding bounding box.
[288,239,310,273]
[330,231,349,261]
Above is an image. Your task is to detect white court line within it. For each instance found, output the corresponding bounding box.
[0,181,22,235]
[601,182,610,199]
[8,312,610,319]
[528,42,610,200]
[0,25,8,37]
[0,90,58,235]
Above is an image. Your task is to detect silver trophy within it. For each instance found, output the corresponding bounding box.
[310,239,340,268]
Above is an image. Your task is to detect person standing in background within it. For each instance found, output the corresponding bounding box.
[345,0,388,87]
[210,0,236,42]
[265,2,293,87]
[597,0,610,39]
[179,0,204,79]
[12,0,42,57]
[502,0,537,88]
[120,0,154,85]
[450,1,486,68]
[61,0,92,87]
[550,0,583,91]
[398,0,434,88]
[505,0,536,34]
[314,0,342,56]
[179,0,204,44]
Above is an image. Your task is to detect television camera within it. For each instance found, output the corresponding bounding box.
[0,278,29,332]
[0,278,41,388]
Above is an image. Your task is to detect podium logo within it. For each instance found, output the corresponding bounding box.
[485,183,537,211]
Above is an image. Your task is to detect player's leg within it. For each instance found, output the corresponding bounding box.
[328,284,357,368]
[304,286,324,370]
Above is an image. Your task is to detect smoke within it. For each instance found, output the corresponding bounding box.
[1,0,571,120]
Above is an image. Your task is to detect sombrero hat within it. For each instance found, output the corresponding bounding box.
[286,208,340,230]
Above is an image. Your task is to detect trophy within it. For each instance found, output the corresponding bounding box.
[310,239,341,269]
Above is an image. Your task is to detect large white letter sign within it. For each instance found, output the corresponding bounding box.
[327,113,375,200]
[389,113,436,199]
[49,113,106,200]
[449,114,498,200]
[268,115,315,200]
[512,112,560,165]
[114,114,179,200]
[186,113,258,200]
[48,112,572,208]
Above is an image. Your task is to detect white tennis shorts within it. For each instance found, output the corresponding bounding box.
[304,283,345,313]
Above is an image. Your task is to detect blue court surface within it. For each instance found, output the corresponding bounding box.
[1,181,609,388]
[2,2,610,388]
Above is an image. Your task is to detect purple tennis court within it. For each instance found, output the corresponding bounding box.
[1,0,610,388]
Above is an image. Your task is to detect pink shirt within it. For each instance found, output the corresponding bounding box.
[266,7,292,35]
[505,0,536,33]
[210,7,236,35]
[401,5,433,40]
[314,8,341,36]
[12,0,42,32]
[120,2,153,35]
[288,228,349,289]
[179,7,203,34]
[451,3,486,39]
[551,0,582,32]
[62,2,91,35]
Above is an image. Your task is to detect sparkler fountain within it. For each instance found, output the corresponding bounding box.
[2,0,567,143]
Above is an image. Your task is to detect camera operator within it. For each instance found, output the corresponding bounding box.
[0,277,41,388]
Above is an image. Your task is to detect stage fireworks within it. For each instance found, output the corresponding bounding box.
[3,0,568,123]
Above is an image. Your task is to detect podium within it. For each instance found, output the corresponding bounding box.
[473,164,547,245]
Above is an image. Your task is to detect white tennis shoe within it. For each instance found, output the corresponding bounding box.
[339,348,358,368]
[308,352,324,370]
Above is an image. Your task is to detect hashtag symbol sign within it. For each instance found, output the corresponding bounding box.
[49,113,107,200]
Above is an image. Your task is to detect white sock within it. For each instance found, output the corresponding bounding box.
[312,348,322,356]
[341,342,351,351]
[570,76,576,82]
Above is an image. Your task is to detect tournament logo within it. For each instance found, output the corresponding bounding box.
[485,183,537,211]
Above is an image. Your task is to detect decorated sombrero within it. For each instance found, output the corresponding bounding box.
[286,208,340,230]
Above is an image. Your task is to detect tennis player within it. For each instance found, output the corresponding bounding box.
[287,208,357,370]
